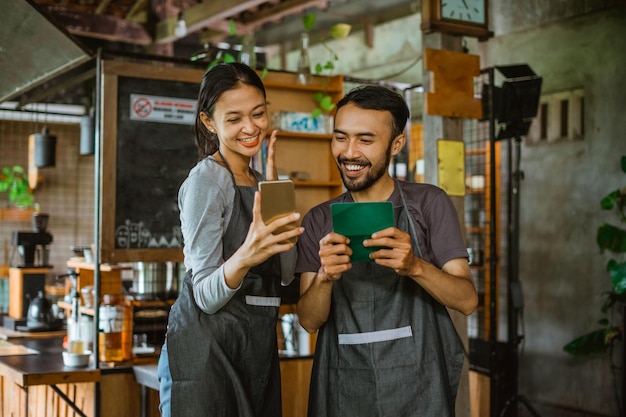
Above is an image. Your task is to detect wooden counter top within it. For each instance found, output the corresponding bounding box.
[0,335,100,388]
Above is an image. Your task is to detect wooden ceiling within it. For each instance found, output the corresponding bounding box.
[30,0,421,55]
[31,0,331,47]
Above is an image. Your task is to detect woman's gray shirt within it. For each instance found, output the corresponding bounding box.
[178,156,296,314]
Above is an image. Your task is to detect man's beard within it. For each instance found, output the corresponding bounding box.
[337,142,393,192]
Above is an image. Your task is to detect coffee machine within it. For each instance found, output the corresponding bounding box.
[12,231,53,267]
[4,230,54,330]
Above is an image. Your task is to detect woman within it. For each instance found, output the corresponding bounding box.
[158,62,303,417]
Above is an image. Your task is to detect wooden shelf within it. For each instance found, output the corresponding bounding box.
[0,208,34,222]
[58,300,95,316]
[263,71,342,94]
[466,148,487,155]
[275,131,332,141]
[293,180,342,188]
[66,261,133,272]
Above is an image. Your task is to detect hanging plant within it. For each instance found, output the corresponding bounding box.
[300,13,351,118]
[197,20,268,79]
[0,165,35,209]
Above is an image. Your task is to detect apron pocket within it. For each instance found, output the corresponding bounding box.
[336,325,418,370]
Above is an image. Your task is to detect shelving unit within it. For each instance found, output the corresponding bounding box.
[0,208,34,222]
[465,140,498,340]
[262,72,344,217]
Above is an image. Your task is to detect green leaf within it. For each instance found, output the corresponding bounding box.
[223,53,236,63]
[314,63,323,75]
[608,260,626,294]
[229,19,237,36]
[260,68,268,80]
[324,61,335,70]
[563,328,614,355]
[597,223,626,254]
[601,190,621,210]
[15,192,33,208]
[621,155,626,174]
[302,13,316,32]
[313,92,324,103]
[311,108,322,119]
[319,95,335,111]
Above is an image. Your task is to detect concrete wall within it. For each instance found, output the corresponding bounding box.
[483,6,626,416]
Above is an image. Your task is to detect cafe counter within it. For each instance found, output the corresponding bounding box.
[0,327,156,417]
[0,326,313,417]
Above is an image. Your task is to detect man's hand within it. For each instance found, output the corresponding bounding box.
[364,227,420,276]
[318,232,353,281]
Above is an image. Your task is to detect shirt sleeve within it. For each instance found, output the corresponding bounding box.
[295,202,333,274]
[421,187,469,268]
[179,162,239,314]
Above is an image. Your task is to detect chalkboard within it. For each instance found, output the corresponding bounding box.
[99,62,205,263]
[113,76,198,253]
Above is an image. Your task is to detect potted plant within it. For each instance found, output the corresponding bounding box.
[563,155,626,411]
[0,165,35,209]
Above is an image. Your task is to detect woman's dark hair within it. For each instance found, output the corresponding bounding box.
[194,62,267,159]
[336,85,410,139]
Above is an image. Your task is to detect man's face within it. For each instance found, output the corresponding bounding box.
[331,103,399,192]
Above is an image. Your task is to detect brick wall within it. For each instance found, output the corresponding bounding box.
[0,119,95,283]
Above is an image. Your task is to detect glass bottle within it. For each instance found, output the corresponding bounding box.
[240,33,256,69]
[99,294,124,362]
[68,294,84,354]
[296,32,311,85]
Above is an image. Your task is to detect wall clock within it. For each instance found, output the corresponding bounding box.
[421,0,493,39]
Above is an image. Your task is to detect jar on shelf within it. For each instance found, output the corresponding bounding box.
[99,294,132,362]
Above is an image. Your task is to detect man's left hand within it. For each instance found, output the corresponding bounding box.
[364,227,420,276]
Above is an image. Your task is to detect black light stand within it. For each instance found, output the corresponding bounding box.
[491,65,543,417]
[497,132,542,417]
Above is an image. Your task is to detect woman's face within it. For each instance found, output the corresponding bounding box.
[201,83,268,161]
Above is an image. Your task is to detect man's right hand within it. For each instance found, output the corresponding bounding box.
[318,232,353,281]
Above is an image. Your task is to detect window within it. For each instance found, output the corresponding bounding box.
[526,88,584,145]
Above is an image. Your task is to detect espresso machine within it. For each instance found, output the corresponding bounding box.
[3,230,54,330]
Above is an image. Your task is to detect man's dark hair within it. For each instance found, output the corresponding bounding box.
[336,85,410,138]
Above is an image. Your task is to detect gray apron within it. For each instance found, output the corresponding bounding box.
[308,183,464,417]
[166,159,282,417]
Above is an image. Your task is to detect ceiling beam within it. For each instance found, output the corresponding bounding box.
[42,6,153,45]
[155,0,269,43]
[240,0,328,29]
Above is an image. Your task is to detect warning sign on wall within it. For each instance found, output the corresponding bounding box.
[130,94,197,125]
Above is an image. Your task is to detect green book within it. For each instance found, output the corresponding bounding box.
[330,202,395,262]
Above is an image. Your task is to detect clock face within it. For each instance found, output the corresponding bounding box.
[441,0,486,25]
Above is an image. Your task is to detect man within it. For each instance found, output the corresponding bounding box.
[295,85,478,417]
